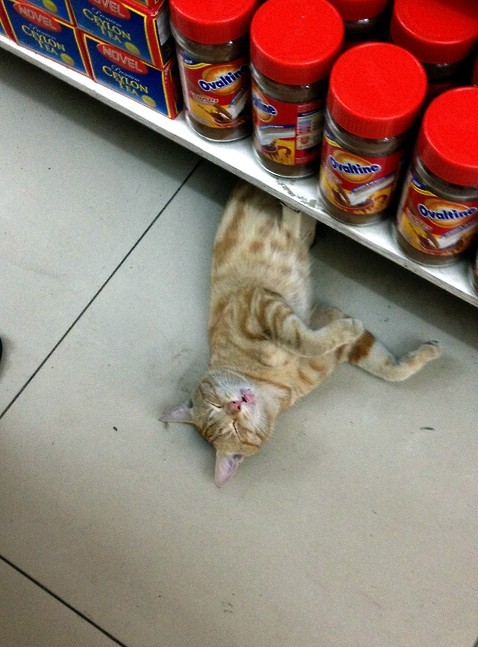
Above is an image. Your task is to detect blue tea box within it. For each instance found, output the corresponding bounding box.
[23,0,75,25]
[0,3,14,35]
[82,31,182,118]
[70,0,173,68]
[3,0,90,75]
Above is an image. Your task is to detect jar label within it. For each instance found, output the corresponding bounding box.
[396,171,478,257]
[251,81,324,166]
[319,131,404,217]
[176,49,250,129]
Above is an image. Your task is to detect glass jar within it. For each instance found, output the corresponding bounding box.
[471,249,478,294]
[250,0,343,178]
[396,87,478,266]
[169,0,258,141]
[390,0,477,102]
[318,43,427,225]
[472,55,478,86]
[328,0,390,47]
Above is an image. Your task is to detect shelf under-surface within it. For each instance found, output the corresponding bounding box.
[1,35,477,308]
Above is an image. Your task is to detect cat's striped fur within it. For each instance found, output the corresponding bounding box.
[162,182,441,486]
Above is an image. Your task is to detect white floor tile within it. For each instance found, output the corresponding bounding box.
[0,48,199,413]
[0,148,477,647]
[0,559,118,647]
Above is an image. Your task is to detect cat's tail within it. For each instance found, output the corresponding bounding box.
[347,331,441,381]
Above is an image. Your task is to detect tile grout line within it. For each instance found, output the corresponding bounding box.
[0,554,129,647]
[0,159,202,422]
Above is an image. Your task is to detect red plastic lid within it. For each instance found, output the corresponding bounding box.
[169,0,258,45]
[327,43,427,139]
[328,0,388,21]
[250,0,344,86]
[390,0,478,65]
[417,87,478,186]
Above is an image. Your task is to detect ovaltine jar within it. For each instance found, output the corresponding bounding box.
[169,0,258,141]
[396,87,478,266]
[390,0,478,102]
[319,43,427,225]
[473,56,478,86]
[328,0,390,48]
[471,249,478,294]
[250,0,344,178]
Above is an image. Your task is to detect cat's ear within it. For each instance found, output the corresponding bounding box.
[215,452,244,487]
[160,401,194,425]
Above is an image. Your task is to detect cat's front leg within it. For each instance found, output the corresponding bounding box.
[252,287,363,357]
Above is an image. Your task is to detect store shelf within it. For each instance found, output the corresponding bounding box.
[2,33,477,308]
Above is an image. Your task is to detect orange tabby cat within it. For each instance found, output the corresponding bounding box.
[161,182,441,486]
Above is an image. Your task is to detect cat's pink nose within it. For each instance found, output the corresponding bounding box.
[230,390,255,413]
[240,389,255,404]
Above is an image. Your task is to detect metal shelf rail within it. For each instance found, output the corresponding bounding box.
[1,34,477,308]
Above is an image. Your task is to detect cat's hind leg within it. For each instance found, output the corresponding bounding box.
[281,202,317,248]
[347,331,441,381]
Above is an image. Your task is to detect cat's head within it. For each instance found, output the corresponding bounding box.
[161,369,283,486]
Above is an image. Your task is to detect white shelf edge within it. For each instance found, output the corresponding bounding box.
[1,34,477,309]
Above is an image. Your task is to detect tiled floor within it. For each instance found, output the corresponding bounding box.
[1,47,477,647]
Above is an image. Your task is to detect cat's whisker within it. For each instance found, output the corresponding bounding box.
[204,399,222,409]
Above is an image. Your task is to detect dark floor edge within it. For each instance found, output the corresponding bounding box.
[0,554,129,646]
[0,159,203,421]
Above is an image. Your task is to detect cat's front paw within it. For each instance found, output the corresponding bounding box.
[340,318,365,341]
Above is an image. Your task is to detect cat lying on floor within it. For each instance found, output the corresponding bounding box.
[161,182,441,486]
